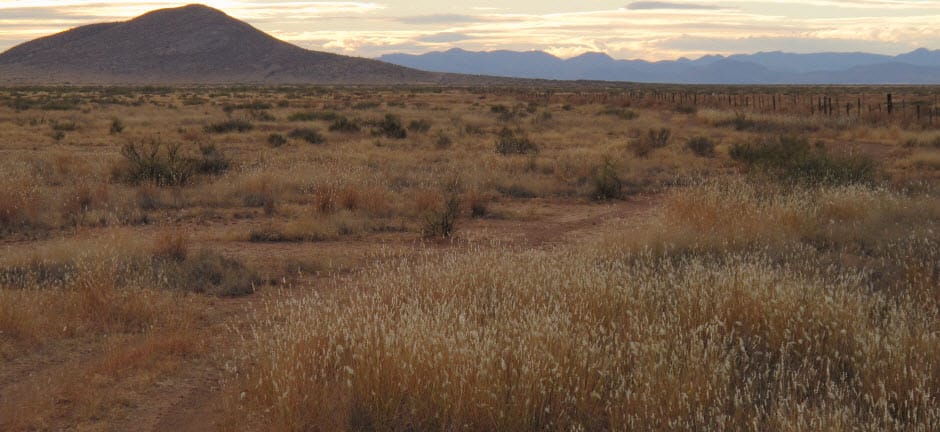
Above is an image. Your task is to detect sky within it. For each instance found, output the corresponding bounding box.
[1,0,939,60]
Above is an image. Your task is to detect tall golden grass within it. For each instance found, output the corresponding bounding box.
[235,179,939,431]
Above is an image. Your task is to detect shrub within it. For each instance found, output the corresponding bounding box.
[647,128,671,148]
[674,105,697,114]
[373,114,407,139]
[328,117,361,133]
[465,191,488,218]
[115,140,194,186]
[289,128,326,145]
[152,231,189,262]
[195,143,231,175]
[495,128,538,155]
[629,139,653,158]
[51,121,76,131]
[158,250,260,297]
[591,158,622,200]
[288,111,339,122]
[423,193,460,239]
[599,107,638,120]
[435,133,453,149]
[267,133,287,147]
[110,118,125,134]
[687,136,716,157]
[730,135,877,185]
[249,110,276,122]
[407,119,432,133]
[204,119,253,134]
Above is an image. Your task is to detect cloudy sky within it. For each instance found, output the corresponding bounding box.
[1,1,939,60]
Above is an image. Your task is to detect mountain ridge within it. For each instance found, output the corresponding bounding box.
[378,48,940,84]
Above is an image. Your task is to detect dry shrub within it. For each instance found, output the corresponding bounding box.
[464,190,490,218]
[314,186,337,213]
[240,175,277,215]
[152,231,189,261]
[338,186,360,211]
[412,188,443,215]
[0,182,44,234]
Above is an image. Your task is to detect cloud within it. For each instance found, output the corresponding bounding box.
[660,35,913,54]
[395,14,481,25]
[417,33,475,43]
[626,1,721,10]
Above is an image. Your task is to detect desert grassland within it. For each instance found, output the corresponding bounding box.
[0,86,937,431]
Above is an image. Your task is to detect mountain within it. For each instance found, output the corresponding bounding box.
[0,4,448,85]
[378,48,940,84]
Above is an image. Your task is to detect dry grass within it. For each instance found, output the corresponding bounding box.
[234,177,939,431]
[1,86,938,430]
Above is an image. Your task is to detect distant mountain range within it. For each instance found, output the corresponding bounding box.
[0,4,464,85]
[378,48,940,84]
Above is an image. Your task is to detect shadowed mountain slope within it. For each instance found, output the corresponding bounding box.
[0,4,448,85]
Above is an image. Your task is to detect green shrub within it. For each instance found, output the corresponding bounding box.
[328,117,361,133]
[373,114,407,139]
[495,127,537,155]
[591,158,622,201]
[289,128,326,145]
[687,136,716,157]
[204,119,253,134]
[730,135,877,185]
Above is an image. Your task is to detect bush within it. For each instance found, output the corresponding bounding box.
[115,140,194,186]
[591,158,622,201]
[423,193,460,239]
[267,133,287,147]
[599,107,638,120]
[674,105,697,114]
[373,114,407,139]
[495,128,538,155]
[195,143,231,175]
[328,117,361,133]
[289,128,326,145]
[730,135,877,185]
[51,121,76,131]
[647,128,671,148]
[204,119,253,134]
[435,133,453,149]
[687,136,716,157]
[158,250,260,297]
[110,118,125,134]
[288,111,339,122]
[407,119,432,133]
